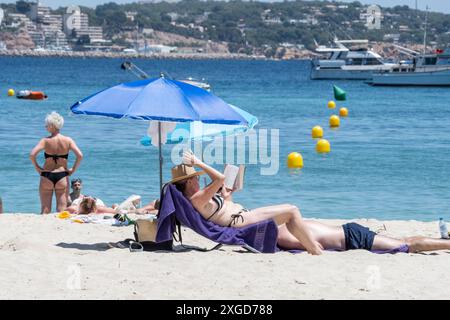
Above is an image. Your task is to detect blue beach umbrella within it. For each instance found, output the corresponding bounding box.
[70,76,250,193]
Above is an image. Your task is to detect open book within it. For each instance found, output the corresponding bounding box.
[223,164,246,192]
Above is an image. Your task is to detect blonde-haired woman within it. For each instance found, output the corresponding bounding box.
[30,111,83,214]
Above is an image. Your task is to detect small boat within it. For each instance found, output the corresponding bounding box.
[16,90,48,100]
[120,61,211,91]
[179,77,211,91]
[310,39,397,80]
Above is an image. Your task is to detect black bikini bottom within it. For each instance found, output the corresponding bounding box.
[41,171,69,187]
[228,208,249,227]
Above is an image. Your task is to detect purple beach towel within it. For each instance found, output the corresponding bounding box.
[156,184,279,253]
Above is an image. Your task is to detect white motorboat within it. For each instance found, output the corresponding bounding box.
[120,61,211,91]
[179,77,211,91]
[367,48,450,86]
[310,39,397,80]
[367,6,450,87]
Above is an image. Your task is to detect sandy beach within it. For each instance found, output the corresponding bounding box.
[0,214,449,300]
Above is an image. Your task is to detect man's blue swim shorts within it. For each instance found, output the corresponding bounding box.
[342,222,376,251]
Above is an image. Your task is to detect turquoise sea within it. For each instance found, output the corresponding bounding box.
[1,57,450,220]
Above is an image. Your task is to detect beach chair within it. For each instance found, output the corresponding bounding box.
[156,184,280,254]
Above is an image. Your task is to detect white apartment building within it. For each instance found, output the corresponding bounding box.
[63,6,88,35]
[360,5,382,30]
[76,27,105,42]
[125,11,137,22]
[7,13,34,30]
[63,5,104,43]
[23,1,69,48]
[27,1,50,22]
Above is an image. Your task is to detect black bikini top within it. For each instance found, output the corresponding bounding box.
[45,152,69,163]
[212,193,224,213]
[205,193,225,221]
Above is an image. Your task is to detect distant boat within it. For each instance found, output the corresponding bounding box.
[367,49,450,86]
[123,48,138,54]
[310,39,397,80]
[120,61,211,91]
[179,77,211,91]
[367,6,450,87]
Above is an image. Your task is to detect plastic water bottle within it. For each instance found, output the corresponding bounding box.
[439,218,449,239]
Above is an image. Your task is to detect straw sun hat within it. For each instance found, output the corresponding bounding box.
[169,164,205,184]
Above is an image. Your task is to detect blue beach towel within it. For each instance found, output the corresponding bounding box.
[156,184,279,253]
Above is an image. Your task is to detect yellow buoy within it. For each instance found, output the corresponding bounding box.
[329,115,340,127]
[7,89,15,97]
[316,139,331,153]
[327,101,336,109]
[287,152,303,168]
[311,125,323,139]
[339,107,349,117]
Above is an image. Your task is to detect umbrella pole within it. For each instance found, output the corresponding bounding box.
[201,140,207,187]
[158,121,163,195]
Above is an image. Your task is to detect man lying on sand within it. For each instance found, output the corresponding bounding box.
[171,150,450,255]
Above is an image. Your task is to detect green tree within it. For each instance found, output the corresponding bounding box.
[77,34,91,45]
[15,0,30,14]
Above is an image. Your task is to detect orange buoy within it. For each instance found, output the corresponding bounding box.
[17,90,48,100]
[339,107,349,117]
[28,91,48,100]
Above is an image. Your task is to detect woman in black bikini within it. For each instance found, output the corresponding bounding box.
[30,111,83,214]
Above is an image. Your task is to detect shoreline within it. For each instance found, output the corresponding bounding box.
[1,214,449,299]
[0,211,442,223]
[0,49,277,60]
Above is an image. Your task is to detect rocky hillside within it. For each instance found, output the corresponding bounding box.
[0,29,34,50]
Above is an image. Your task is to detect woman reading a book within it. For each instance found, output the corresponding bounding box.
[173,150,323,255]
[173,150,450,255]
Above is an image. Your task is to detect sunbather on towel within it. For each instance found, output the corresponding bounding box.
[66,195,116,215]
[66,195,158,215]
[173,150,450,255]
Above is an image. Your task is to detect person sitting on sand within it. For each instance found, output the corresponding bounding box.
[68,178,84,206]
[30,111,83,214]
[172,150,450,255]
